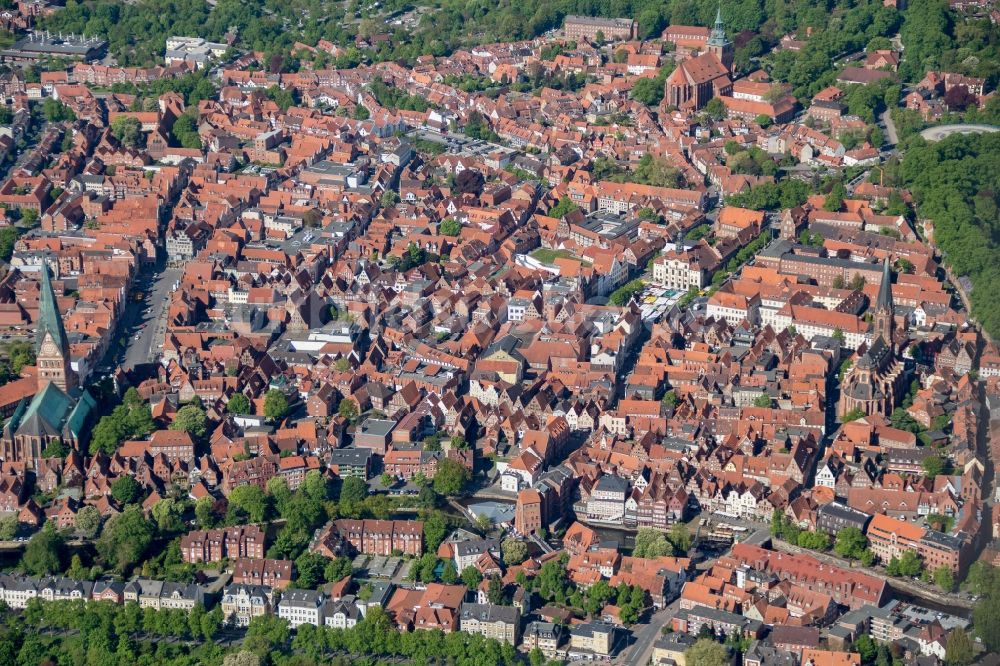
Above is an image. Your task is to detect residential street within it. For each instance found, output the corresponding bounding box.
[880,108,899,146]
[614,600,680,666]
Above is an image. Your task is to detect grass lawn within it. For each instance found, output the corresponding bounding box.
[531,248,587,265]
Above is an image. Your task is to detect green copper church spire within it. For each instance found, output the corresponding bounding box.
[35,260,69,356]
[707,4,729,46]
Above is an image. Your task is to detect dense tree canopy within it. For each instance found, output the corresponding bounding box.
[21,524,65,576]
[263,389,290,421]
[89,391,156,454]
[226,392,251,414]
[433,458,471,496]
[96,505,156,573]
[170,403,208,438]
[898,133,1000,339]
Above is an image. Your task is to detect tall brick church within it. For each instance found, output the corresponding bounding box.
[0,262,95,468]
[839,258,906,419]
[665,7,734,110]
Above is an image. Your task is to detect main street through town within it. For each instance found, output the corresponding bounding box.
[98,262,182,373]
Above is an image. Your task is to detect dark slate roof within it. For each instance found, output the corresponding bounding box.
[876,256,894,312]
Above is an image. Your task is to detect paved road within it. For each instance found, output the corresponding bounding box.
[880,109,899,146]
[106,265,182,371]
[919,123,999,142]
[615,600,680,666]
[125,266,182,368]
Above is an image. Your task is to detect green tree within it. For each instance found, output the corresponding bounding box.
[170,111,202,149]
[267,477,292,516]
[338,399,358,423]
[194,496,218,529]
[0,226,20,261]
[632,72,667,106]
[853,635,878,663]
[21,523,64,575]
[834,527,868,560]
[547,196,579,219]
[608,279,645,306]
[886,550,923,577]
[380,189,400,208]
[223,652,261,666]
[945,629,974,666]
[439,218,461,236]
[295,551,329,589]
[634,527,671,558]
[263,389,289,421]
[752,394,772,408]
[823,186,845,212]
[423,511,449,552]
[74,505,102,538]
[324,556,352,582]
[151,497,185,533]
[668,523,691,554]
[964,561,997,596]
[89,397,156,454]
[433,458,470,496]
[486,575,505,605]
[170,403,207,438]
[661,390,678,408]
[841,408,866,423]
[702,97,726,120]
[42,98,74,122]
[0,514,17,540]
[201,606,223,641]
[111,475,143,504]
[302,469,330,503]
[96,505,154,572]
[440,559,458,584]
[41,438,69,458]
[475,512,492,534]
[934,565,955,592]
[110,115,144,148]
[501,538,528,565]
[6,340,35,373]
[244,614,289,654]
[227,484,269,523]
[922,455,946,478]
[461,565,483,589]
[796,531,830,551]
[339,476,368,504]
[684,638,729,666]
[227,393,251,414]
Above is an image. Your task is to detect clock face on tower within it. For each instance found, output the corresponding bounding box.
[38,332,62,358]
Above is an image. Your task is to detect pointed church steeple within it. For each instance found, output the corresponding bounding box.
[36,260,68,356]
[705,4,734,71]
[35,260,73,393]
[873,257,896,346]
[712,5,724,35]
[876,256,894,312]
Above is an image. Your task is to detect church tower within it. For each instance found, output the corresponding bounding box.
[705,5,734,72]
[35,261,74,393]
[872,257,895,347]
